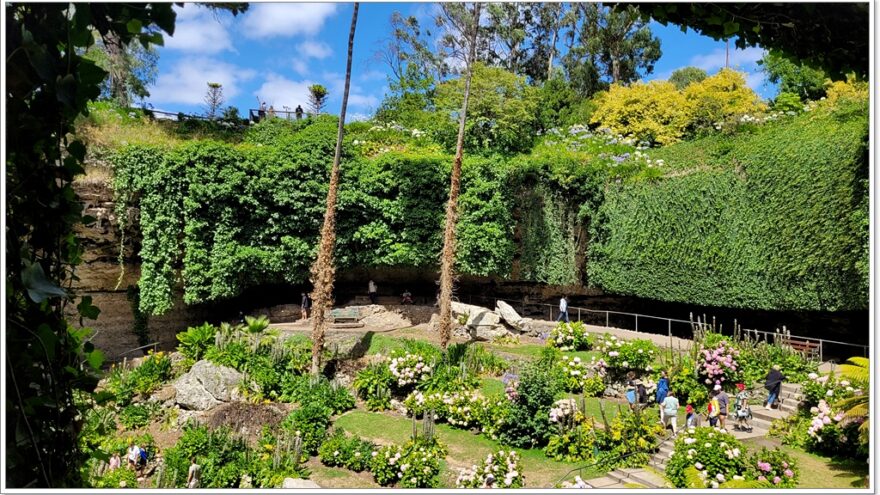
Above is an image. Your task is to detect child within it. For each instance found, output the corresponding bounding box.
[685,404,696,428]
[734,382,751,431]
[708,390,721,427]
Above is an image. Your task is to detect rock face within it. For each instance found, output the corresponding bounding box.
[520,317,556,337]
[495,300,524,330]
[282,478,321,488]
[173,360,244,410]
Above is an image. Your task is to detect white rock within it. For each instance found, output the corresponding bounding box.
[495,301,524,330]
[173,360,244,411]
[282,478,321,488]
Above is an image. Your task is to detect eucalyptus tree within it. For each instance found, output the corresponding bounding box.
[435,2,482,349]
[309,3,360,375]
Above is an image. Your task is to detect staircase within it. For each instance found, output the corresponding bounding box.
[582,383,805,488]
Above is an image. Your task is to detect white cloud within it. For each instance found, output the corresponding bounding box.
[297,40,333,59]
[359,70,387,82]
[347,112,372,122]
[241,3,338,39]
[148,58,255,106]
[689,46,765,72]
[254,73,314,109]
[745,71,767,92]
[348,93,379,109]
[292,59,310,75]
[165,4,233,54]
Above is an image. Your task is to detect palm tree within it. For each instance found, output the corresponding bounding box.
[309,3,359,375]
[437,3,482,350]
[834,356,869,445]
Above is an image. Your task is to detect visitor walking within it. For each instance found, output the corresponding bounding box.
[708,390,720,427]
[661,390,680,436]
[295,104,304,120]
[764,364,785,409]
[656,370,669,422]
[556,296,569,323]
[625,371,638,410]
[685,404,697,428]
[108,452,121,471]
[368,280,378,304]
[127,441,141,470]
[734,382,752,432]
[715,384,729,429]
[300,292,311,320]
[187,457,201,489]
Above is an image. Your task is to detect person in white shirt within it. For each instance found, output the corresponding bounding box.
[368,280,378,304]
[661,391,680,436]
[556,296,570,323]
[187,457,201,489]
[127,442,140,470]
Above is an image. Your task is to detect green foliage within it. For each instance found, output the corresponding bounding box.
[548,321,593,351]
[318,429,376,472]
[595,334,657,373]
[589,99,869,311]
[666,426,747,488]
[117,403,159,430]
[281,402,334,456]
[279,375,355,414]
[105,351,172,406]
[434,63,539,154]
[369,436,446,488]
[92,467,138,489]
[161,423,249,488]
[244,315,270,333]
[456,450,524,488]
[497,362,561,448]
[176,323,216,361]
[595,407,665,470]
[744,447,799,487]
[353,362,395,411]
[591,80,691,145]
[759,51,827,101]
[773,92,805,113]
[669,66,708,90]
[544,413,599,462]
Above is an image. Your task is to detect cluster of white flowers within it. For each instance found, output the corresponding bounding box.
[403,390,484,428]
[558,476,590,488]
[389,353,432,387]
[548,398,578,424]
[456,450,523,488]
[369,121,406,132]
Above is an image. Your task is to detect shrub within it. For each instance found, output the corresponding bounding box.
[545,405,600,462]
[456,450,525,488]
[683,69,765,134]
[281,402,334,456]
[106,351,173,406]
[744,447,798,488]
[118,403,159,430]
[403,390,484,429]
[473,395,512,441]
[596,407,665,470]
[698,340,741,386]
[369,437,446,488]
[496,363,560,448]
[318,429,376,473]
[280,375,355,414]
[590,80,691,145]
[666,426,747,488]
[93,467,138,488]
[417,362,479,394]
[388,353,433,388]
[595,334,657,375]
[804,399,865,458]
[353,362,395,411]
[558,355,603,395]
[161,423,248,488]
[548,321,593,351]
[176,323,216,360]
[244,429,309,488]
[669,359,709,409]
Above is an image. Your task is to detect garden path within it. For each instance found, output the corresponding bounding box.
[584,383,805,488]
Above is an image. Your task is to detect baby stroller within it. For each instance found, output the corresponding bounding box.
[732,389,753,433]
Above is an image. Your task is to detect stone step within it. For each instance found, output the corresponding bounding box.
[781,383,802,393]
[659,445,674,456]
[625,468,668,488]
[583,476,622,488]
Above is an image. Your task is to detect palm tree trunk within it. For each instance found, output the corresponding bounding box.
[310,3,359,375]
[438,3,481,350]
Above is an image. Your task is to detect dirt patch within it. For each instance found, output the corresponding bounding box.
[206,402,292,443]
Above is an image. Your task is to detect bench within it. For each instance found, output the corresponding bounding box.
[785,338,821,359]
[329,307,360,324]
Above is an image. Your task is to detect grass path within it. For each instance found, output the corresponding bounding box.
[334,410,605,488]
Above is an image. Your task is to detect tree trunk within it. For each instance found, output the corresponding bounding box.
[546,26,558,80]
[438,3,481,350]
[104,31,129,107]
[310,3,359,375]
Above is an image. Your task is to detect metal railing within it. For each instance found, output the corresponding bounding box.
[468,295,868,360]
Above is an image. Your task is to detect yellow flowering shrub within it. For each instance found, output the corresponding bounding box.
[823,76,869,105]
[590,80,691,145]
[683,69,766,132]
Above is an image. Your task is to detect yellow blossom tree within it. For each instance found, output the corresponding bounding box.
[683,69,765,132]
[590,80,690,145]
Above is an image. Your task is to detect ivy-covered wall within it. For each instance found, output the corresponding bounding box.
[588,100,869,311]
[110,100,869,315]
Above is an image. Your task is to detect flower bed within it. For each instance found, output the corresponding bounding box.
[745,447,798,488]
[558,356,604,395]
[389,353,432,387]
[699,340,740,386]
[456,450,524,488]
[595,334,657,374]
[666,427,747,488]
[548,321,593,351]
[370,437,446,488]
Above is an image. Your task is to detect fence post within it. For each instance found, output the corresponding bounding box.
[635,314,639,332]
[819,342,823,363]
[578,308,582,322]
[668,319,672,337]
[606,312,609,328]
[549,306,553,321]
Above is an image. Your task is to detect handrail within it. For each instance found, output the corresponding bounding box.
[470,295,868,359]
[118,341,160,356]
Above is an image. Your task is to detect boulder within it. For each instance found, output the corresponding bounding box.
[282,478,321,488]
[475,325,513,342]
[495,301,524,330]
[173,360,244,411]
[466,310,501,328]
[519,317,557,337]
[450,301,491,319]
[148,384,177,406]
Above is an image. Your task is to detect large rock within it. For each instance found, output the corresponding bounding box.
[475,325,513,342]
[282,478,321,488]
[173,360,244,411]
[450,301,501,327]
[519,317,557,337]
[495,301,524,330]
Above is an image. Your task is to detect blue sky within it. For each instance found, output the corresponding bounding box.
[146,3,775,119]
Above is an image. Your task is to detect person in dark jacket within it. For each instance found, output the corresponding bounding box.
[656,370,670,422]
[764,364,785,409]
[300,292,311,320]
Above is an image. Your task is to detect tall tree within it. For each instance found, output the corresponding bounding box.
[669,66,707,90]
[485,3,530,74]
[203,82,224,119]
[758,51,826,101]
[521,3,565,82]
[310,3,359,375]
[435,2,482,349]
[308,84,329,115]
[83,32,159,107]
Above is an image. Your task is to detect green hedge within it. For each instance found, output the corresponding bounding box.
[588,101,869,311]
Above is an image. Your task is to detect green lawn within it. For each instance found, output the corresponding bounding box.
[479,377,505,396]
[334,410,606,488]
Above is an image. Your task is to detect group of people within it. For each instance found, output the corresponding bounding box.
[624,364,785,437]
[106,443,201,488]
